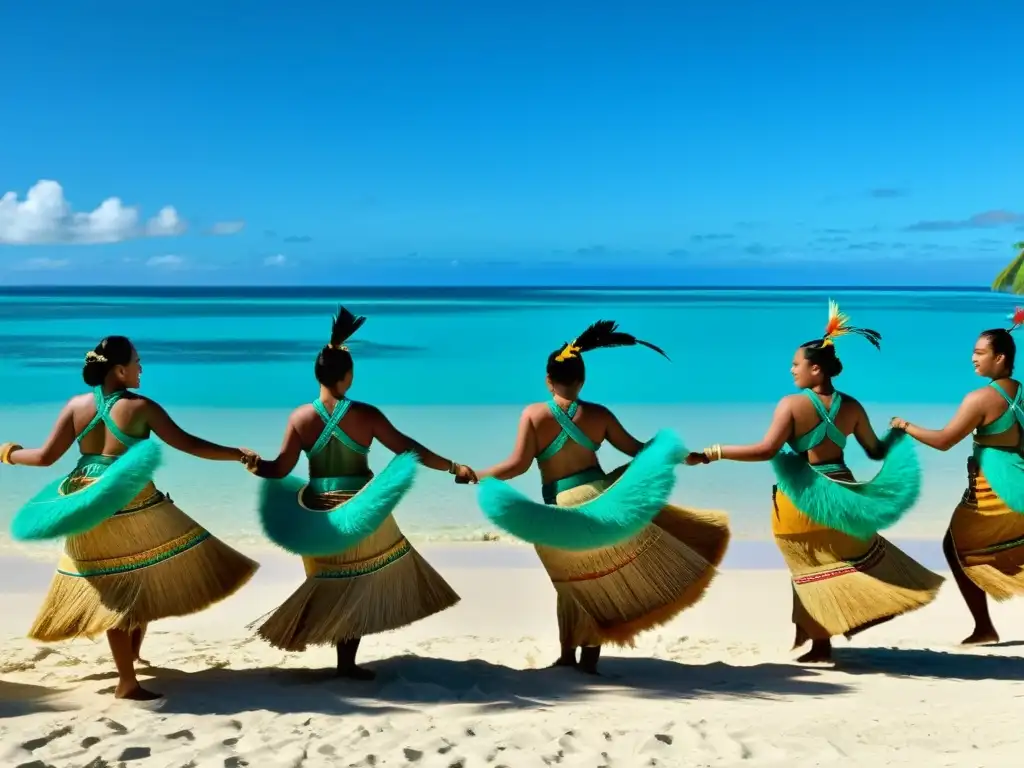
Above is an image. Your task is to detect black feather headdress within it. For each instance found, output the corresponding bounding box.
[554,320,669,362]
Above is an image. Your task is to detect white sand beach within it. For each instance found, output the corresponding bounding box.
[2,544,1023,767]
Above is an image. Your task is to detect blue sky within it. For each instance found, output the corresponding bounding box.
[0,1,1021,286]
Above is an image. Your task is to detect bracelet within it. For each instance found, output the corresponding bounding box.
[0,443,22,465]
[448,461,458,474]
[702,444,722,462]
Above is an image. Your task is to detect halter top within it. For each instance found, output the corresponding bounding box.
[306,398,371,494]
[72,387,146,479]
[976,381,1024,437]
[788,390,847,454]
[78,387,144,449]
[536,400,601,461]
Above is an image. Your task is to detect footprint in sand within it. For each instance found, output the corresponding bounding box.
[21,725,72,752]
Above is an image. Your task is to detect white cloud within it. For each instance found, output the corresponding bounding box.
[263,253,287,266]
[147,254,184,269]
[208,220,245,236]
[0,180,186,244]
[145,206,186,237]
[12,257,71,271]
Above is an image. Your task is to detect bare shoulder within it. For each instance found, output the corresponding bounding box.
[777,394,802,411]
[67,392,94,409]
[839,392,866,413]
[125,393,159,413]
[289,403,319,425]
[348,400,384,421]
[521,402,548,424]
[966,386,995,404]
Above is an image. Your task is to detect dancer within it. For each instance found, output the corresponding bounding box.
[891,309,1024,644]
[0,336,259,700]
[475,320,729,675]
[247,306,469,680]
[687,301,942,662]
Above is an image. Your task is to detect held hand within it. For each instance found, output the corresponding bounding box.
[889,417,908,431]
[684,452,710,466]
[238,448,260,473]
[454,464,478,484]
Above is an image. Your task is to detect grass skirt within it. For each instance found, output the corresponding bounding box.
[536,465,730,648]
[29,478,259,642]
[253,489,460,651]
[771,474,943,644]
[949,458,1024,600]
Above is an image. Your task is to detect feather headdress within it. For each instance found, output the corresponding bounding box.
[821,299,881,349]
[327,305,367,351]
[554,320,670,362]
[1006,307,1024,332]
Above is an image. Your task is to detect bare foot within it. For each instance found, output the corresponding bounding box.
[961,628,1000,646]
[578,646,601,675]
[796,641,832,663]
[336,665,377,681]
[114,683,163,701]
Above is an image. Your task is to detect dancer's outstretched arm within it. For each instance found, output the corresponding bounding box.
[369,406,477,482]
[603,407,645,458]
[477,408,537,481]
[849,397,887,460]
[251,411,304,479]
[891,391,986,451]
[687,398,793,464]
[4,400,77,467]
[146,399,254,463]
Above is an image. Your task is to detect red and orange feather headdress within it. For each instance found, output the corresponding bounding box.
[821,299,881,349]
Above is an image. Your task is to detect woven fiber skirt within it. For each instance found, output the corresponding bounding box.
[536,466,730,648]
[29,479,258,642]
[254,488,459,651]
[771,482,942,645]
[949,458,1024,600]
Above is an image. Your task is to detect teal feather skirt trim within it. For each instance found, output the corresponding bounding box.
[975,445,1024,513]
[770,430,921,540]
[476,429,687,550]
[258,451,419,557]
[10,441,164,542]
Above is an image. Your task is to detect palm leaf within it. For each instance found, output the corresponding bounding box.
[992,242,1024,294]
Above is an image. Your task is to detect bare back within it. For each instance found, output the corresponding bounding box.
[71,392,151,456]
[786,391,872,464]
[289,400,376,452]
[972,379,1022,449]
[527,398,643,483]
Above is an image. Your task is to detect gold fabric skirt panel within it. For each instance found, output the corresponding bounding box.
[29,479,259,642]
[535,466,730,648]
[254,489,460,651]
[949,460,1024,600]
[771,482,942,643]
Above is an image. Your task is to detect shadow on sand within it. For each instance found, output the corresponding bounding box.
[0,680,73,719]
[103,654,854,717]
[835,646,1024,681]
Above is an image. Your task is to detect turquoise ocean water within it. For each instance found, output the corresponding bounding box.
[0,286,1016,558]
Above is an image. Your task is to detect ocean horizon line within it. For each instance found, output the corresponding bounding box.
[0,284,998,296]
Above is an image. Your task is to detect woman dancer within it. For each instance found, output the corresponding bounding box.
[476,320,730,675]
[0,336,259,700]
[687,301,942,662]
[892,309,1024,644]
[248,307,471,680]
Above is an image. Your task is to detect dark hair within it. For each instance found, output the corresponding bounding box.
[82,336,135,387]
[799,340,845,378]
[980,328,1017,375]
[314,305,366,388]
[546,320,669,386]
